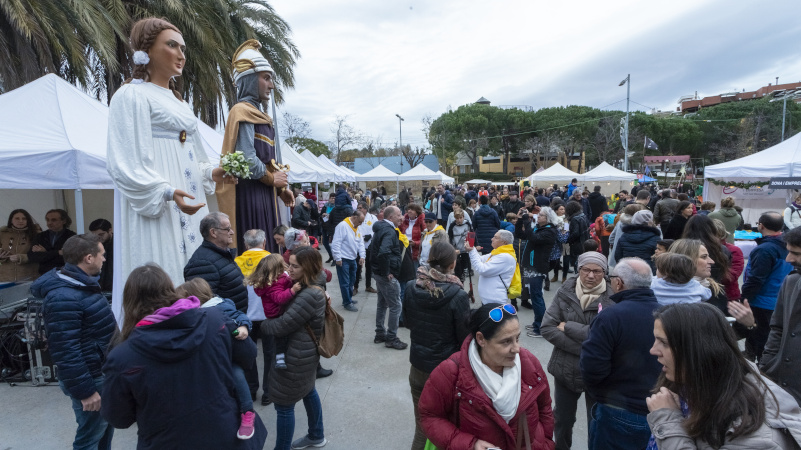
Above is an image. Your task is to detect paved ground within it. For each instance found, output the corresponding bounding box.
[0,260,588,450]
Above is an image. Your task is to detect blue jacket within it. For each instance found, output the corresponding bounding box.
[184,240,249,313]
[32,264,116,400]
[464,190,477,204]
[566,183,578,198]
[614,224,661,274]
[500,221,515,233]
[742,234,793,310]
[472,205,500,252]
[435,191,454,217]
[203,296,253,331]
[580,287,662,416]
[102,307,267,449]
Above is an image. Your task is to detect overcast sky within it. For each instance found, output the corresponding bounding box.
[270,0,801,151]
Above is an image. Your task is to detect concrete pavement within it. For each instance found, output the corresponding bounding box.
[0,266,588,449]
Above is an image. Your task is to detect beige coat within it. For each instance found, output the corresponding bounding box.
[0,225,41,282]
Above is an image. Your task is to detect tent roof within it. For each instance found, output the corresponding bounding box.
[705,131,801,180]
[527,162,580,182]
[436,170,455,184]
[464,179,492,185]
[298,150,343,182]
[398,163,442,181]
[580,162,636,182]
[314,154,356,182]
[356,164,400,182]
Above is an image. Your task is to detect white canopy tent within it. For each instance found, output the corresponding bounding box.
[274,140,325,183]
[398,164,443,181]
[356,164,400,182]
[313,153,357,182]
[527,162,580,183]
[436,171,455,184]
[703,131,801,225]
[464,179,492,185]
[579,162,637,195]
[299,150,345,182]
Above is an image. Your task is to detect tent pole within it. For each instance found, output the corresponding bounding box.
[75,188,85,233]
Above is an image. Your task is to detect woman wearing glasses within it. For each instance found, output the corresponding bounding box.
[540,252,613,449]
[419,303,555,450]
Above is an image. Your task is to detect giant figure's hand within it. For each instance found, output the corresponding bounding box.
[212,167,237,185]
[173,190,206,215]
[272,171,288,189]
[280,189,295,207]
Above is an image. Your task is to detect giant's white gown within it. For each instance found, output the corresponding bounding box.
[106,82,215,319]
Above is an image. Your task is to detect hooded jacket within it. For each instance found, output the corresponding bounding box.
[615,223,661,273]
[517,217,558,273]
[707,207,743,244]
[234,248,270,278]
[101,306,267,449]
[32,264,116,400]
[472,205,501,253]
[184,240,249,312]
[650,278,712,305]
[580,287,662,415]
[541,276,614,393]
[403,278,470,373]
[742,234,793,310]
[419,337,555,450]
[567,213,590,257]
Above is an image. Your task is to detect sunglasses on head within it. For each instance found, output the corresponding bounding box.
[480,303,517,327]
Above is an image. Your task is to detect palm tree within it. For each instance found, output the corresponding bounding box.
[1,0,299,127]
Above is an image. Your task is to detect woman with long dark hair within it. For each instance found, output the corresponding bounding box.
[663,201,693,240]
[102,264,268,448]
[681,214,732,285]
[0,209,41,281]
[646,302,801,449]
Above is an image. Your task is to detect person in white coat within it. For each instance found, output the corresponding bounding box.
[331,210,365,312]
[420,212,446,267]
[784,194,801,230]
[464,229,516,305]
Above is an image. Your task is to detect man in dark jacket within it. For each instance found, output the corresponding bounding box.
[741,212,793,361]
[291,197,315,232]
[489,195,504,219]
[431,184,454,227]
[760,226,801,406]
[472,195,501,255]
[580,257,661,450]
[370,206,407,349]
[653,190,679,229]
[28,209,77,275]
[588,186,608,221]
[184,212,249,312]
[33,233,116,449]
[614,210,661,274]
[503,191,525,217]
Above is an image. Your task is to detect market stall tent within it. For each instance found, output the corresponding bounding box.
[702,131,801,224]
[397,164,443,181]
[526,162,580,183]
[436,171,455,184]
[313,153,357,182]
[356,164,400,182]
[579,161,637,195]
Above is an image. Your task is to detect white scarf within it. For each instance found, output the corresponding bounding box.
[468,339,521,423]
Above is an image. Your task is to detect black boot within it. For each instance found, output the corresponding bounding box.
[520,299,533,309]
[544,278,550,291]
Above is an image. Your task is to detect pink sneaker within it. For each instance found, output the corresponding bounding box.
[237,411,255,440]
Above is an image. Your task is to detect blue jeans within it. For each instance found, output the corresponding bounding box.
[232,363,254,413]
[588,403,651,450]
[59,377,113,450]
[336,258,357,306]
[274,387,324,450]
[529,275,546,333]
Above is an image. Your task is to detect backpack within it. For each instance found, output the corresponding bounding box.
[305,301,344,358]
[499,264,523,299]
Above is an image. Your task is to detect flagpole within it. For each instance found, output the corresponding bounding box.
[624,74,630,172]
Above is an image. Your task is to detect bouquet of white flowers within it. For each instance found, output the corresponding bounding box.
[220,151,251,179]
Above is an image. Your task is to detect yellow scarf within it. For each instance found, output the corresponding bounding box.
[489,244,522,299]
[490,244,516,259]
[344,217,359,236]
[396,228,409,248]
[424,225,444,237]
[234,249,271,277]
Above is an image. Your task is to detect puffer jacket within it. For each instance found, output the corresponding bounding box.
[370,220,402,278]
[32,264,116,401]
[472,205,500,252]
[102,306,267,449]
[541,276,614,393]
[567,213,590,257]
[28,228,76,275]
[419,337,555,450]
[0,224,41,282]
[742,234,793,310]
[647,372,801,449]
[400,215,426,260]
[262,284,325,405]
[723,241,744,301]
[291,203,312,229]
[614,224,661,273]
[184,240,248,312]
[404,277,470,373]
[517,216,558,273]
[707,207,743,244]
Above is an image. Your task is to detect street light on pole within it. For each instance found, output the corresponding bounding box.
[770,88,801,141]
[619,74,630,172]
[395,114,404,193]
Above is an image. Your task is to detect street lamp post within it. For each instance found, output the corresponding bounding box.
[395,113,404,193]
[769,89,801,142]
[619,74,630,172]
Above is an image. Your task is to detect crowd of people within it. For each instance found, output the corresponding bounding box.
[6,15,801,450]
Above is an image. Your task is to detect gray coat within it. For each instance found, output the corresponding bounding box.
[541,276,614,393]
[262,284,325,406]
[760,271,801,406]
[647,372,801,449]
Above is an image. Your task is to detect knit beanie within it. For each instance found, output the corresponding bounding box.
[578,252,608,274]
[631,210,654,226]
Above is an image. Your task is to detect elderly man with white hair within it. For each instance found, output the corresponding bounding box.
[464,229,517,305]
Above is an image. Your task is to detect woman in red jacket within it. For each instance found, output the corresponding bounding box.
[419,303,555,450]
[401,204,426,265]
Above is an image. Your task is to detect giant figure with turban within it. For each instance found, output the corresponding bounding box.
[218,40,295,252]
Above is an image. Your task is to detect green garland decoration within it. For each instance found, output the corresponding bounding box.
[706,178,767,189]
